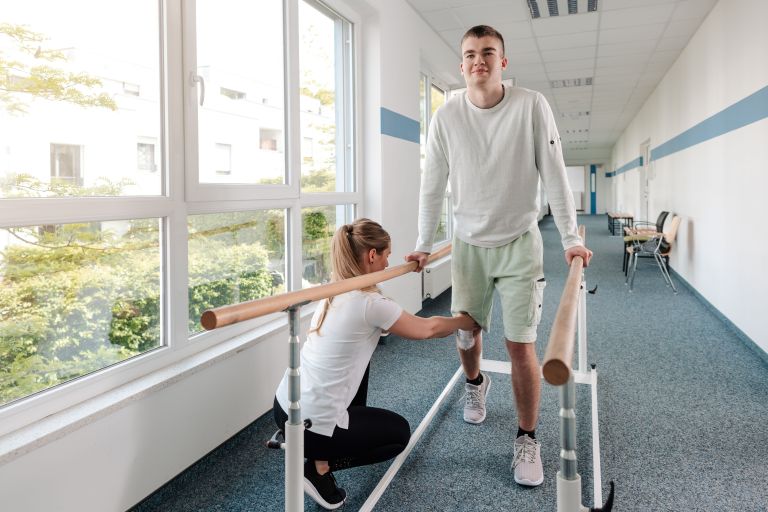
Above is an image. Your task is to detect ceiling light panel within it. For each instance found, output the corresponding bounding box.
[527,0,598,19]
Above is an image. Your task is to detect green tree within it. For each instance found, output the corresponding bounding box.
[0,23,117,114]
[302,209,334,284]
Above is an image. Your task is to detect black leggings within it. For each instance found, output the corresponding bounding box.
[273,365,411,471]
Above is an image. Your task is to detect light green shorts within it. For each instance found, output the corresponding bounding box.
[451,228,546,343]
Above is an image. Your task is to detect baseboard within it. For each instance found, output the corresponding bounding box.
[669,267,768,368]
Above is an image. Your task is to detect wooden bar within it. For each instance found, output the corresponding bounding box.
[201,244,452,330]
[542,226,586,386]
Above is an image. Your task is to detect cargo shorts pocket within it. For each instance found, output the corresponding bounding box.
[528,278,546,326]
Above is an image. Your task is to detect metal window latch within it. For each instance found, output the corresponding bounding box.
[190,72,205,106]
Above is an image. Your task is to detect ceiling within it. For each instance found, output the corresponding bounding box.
[405,0,719,164]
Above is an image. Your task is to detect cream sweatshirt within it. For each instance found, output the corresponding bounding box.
[415,86,582,252]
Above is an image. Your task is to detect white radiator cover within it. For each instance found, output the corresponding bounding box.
[422,255,452,300]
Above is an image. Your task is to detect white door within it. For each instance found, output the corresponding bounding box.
[639,141,651,221]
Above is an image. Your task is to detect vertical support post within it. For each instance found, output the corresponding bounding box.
[285,305,304,512]
[557,375,584,512]
[577,274,587,375]
[559,376,578,480]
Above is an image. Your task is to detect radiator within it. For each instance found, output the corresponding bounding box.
[422,254,452,300]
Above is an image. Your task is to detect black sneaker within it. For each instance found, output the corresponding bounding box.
[303,459,347,510]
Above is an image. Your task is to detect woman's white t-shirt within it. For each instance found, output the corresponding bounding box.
[275,290,402,437]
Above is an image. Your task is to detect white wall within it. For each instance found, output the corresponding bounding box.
[0,324,295,511]
[360,0,461,313]
[608,0,768,353]
[0,1,462,510]
[566,165,585,211]
[595,164,610,215]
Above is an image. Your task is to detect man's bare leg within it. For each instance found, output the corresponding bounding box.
[506,339,544,486]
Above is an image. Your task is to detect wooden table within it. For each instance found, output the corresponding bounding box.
[607,212,633,235]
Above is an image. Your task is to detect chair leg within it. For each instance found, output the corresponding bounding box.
[658,255,677,294]
[629,251,638,291]
[623,244,629,274]
[654,254,672,287]
[625,252,633,285]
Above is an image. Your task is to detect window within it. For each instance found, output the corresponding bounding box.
[220,87,246,100]
[0,1,163,412]
[0,219,161,406]
[259,129,282,152]
[298,0,354,193]
[123,82,140,96]
[188,210,286,335]
[419,74,451,245]
[214,143,232,175]
[302,204,354,286]
[50,143,83,186]
[302,136,314,162]
[192,1,286,187]
[137,140,157,172]
[1,0,357,423]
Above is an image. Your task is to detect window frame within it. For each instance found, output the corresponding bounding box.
[0,0,362,436]
[419,70,452,247]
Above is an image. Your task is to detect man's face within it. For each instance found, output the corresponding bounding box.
[460,35,507,88]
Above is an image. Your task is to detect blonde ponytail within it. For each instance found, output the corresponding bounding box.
[311,218,391,335]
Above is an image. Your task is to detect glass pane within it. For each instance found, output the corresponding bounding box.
[0,1,162,198]
[431,84,446,116]
[434,196,450,244]
[188,210,286,334]
[302,204,353,287]
[299,1,351,192]
[0,218,161,406]
[195,1,285,185]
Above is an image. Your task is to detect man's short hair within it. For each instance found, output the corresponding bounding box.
[460,25,505,55]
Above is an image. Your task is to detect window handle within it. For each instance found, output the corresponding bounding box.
[190,72,205,106]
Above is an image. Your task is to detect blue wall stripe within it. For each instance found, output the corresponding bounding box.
[606,155,642,177]
[380,107,420,144]
[651,85,768,161]
[607,85,768,178]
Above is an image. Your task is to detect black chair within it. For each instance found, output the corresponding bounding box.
[625,215,681,293]
[622,211,669,275]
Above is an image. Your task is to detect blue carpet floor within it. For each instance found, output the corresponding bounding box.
[132,215,768,512]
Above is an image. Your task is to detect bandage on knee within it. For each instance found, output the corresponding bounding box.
[456,329,475,350]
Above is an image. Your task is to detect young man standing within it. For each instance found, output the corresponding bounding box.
[406,25,592,487]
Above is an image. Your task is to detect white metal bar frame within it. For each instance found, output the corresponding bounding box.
[284,303,306,511]
[204,228,610,511]
[358,367,465,512]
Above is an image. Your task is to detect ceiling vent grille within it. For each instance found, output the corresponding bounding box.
[551,77,593,88]
[560,111,590,120]
[527,0,599,19]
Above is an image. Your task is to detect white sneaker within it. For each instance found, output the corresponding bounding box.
[513,434,544,486]
[463,372,490,424]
